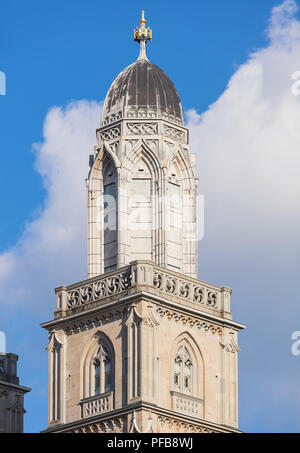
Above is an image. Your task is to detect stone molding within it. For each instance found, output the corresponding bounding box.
[42,404,241,434]
[156,306,222,336]
[62,308,128,336]
[72,416,125,433]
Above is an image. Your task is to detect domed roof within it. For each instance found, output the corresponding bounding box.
[101,11,184,128]
[101,59,184,126]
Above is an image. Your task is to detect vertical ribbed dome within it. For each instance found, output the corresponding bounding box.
[101,59,184,126]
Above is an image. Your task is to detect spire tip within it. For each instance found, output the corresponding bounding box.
[134,10,152,44]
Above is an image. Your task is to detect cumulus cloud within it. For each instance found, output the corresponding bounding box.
[186,0,300,431]
[187,0,300,255]
[0,101,102,313]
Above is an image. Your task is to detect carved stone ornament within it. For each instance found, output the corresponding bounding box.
[127,122,158,135]
[67,270,132,309]
[156,307,222,336]
[100,125,121,141]
[220,335,240,354]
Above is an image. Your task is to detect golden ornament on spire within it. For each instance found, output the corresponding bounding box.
[134,10,152,43]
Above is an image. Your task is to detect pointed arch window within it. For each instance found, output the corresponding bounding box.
[103,164,117,232]
[93,344,112,395]
[173,345,193,395]
[103,159,117,272]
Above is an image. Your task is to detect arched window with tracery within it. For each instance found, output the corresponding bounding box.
[173,345,193,395]
[93,344,112,396]
[129,157,153,262]
[103,157,117,273]
[81,333,115,417]
[167,160,183,273]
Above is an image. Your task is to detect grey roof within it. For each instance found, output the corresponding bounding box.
[101,59,184,126]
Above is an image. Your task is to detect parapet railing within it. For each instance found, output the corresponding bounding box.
[80,391,114,418]
[55,261,231,316]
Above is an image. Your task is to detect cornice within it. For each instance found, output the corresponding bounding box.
[41,401,242,434]
[41,290,245,336]
[0,381,31,394]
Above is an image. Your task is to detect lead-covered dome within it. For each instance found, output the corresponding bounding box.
[101,54,184,127]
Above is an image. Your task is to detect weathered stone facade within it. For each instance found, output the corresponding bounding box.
[42,261,244,433]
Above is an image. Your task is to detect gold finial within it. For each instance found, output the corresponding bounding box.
[140,10,146,25]
[134,10,152,43]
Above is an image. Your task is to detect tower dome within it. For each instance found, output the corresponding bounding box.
[93,11,196,277]
[101,14,184,127]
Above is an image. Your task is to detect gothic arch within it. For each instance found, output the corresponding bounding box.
[121,138,162,180]
[120,138,164,265]
[80,331,115,399]
[167,146,196,190]
[170,332,205,401]
[88,145,119,193]
[167,146,198,277]
[88,146,119,276]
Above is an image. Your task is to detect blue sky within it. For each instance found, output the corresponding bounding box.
[0,0,280,252]
[1,0,300,433]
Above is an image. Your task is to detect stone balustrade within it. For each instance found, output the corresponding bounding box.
[55,261,231,317]
[170,391,204,419]
[80,391,114,418]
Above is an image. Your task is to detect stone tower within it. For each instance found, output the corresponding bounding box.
[42,12,245,434]
[0,352,31,433]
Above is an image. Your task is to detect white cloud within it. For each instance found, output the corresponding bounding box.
[185,1,300,429]
[0,101,102,312]
[268,0,300,47]
[187,0,300,256]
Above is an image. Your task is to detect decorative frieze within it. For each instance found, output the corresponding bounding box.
[156,307,222,336]
[102,112,123,126]
[70,416,126,433]
[127,107,157,119]
[163,124,185,142]
[127,122,158,135]
[67,270,132,309]
[157,415,217,433]
[54,410,233,433]
[100,125,121,141]
[63,308,128,336]
[161,112,182,126]
[153,270,218,309]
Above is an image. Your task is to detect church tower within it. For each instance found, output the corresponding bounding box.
[0,352,31,433]
[42,12,245,434]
